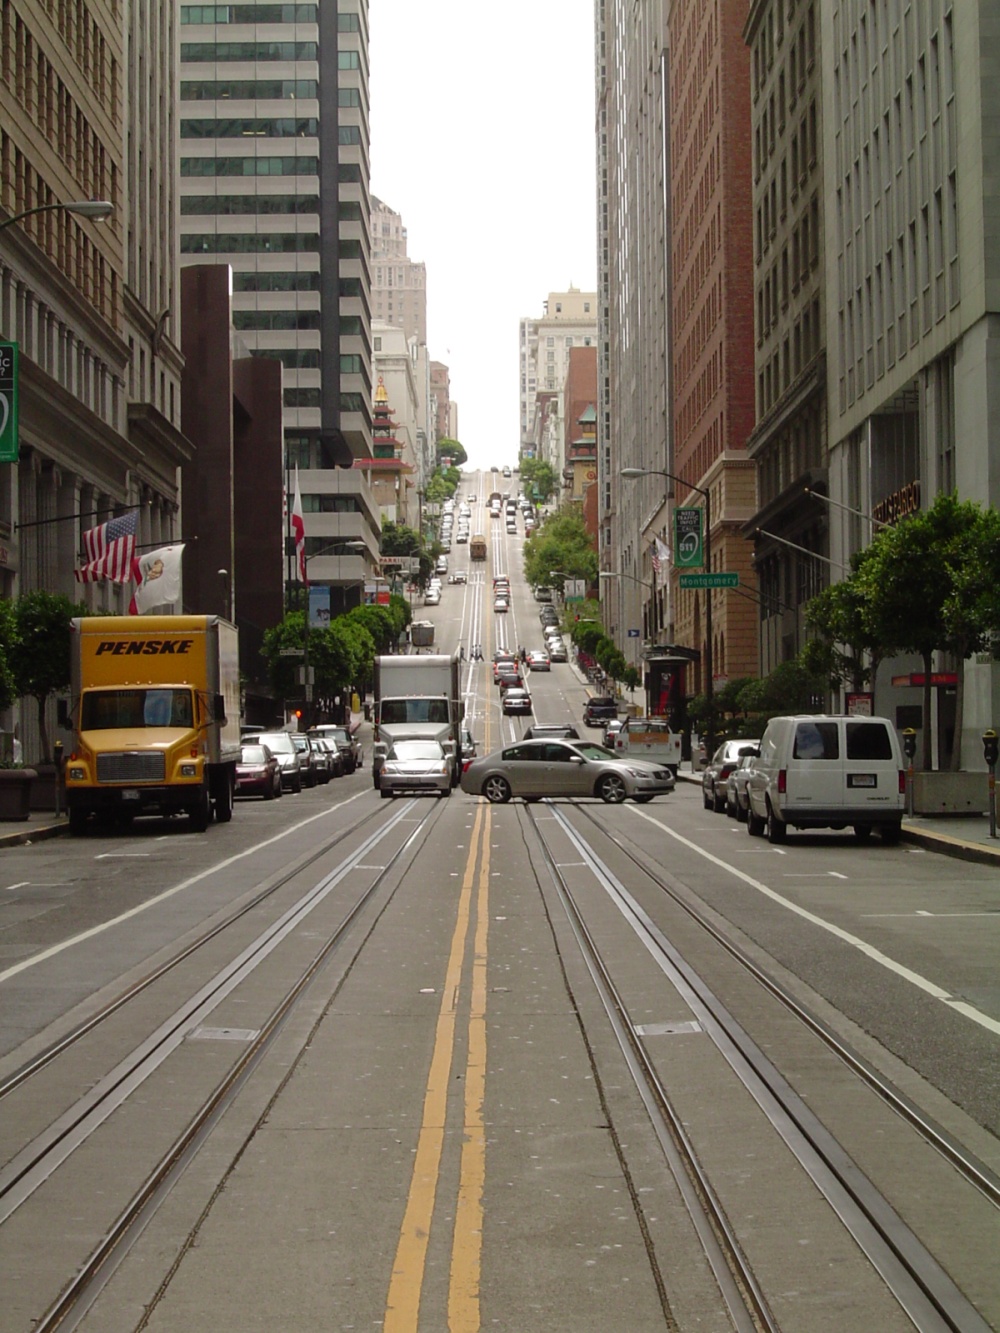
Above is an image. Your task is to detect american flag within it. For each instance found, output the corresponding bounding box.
[75,510,138,584]
[291,465,308,586]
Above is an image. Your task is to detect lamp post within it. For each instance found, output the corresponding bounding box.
[0,199,114,231]
[621,466,715,754]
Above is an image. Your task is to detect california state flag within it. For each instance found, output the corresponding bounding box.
[292,465,308,586]
[128,544,185,614]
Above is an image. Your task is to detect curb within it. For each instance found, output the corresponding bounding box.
[0,819,69,849]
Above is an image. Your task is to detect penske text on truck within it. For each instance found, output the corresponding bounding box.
[65,615,242,834]
[372,652,463,788]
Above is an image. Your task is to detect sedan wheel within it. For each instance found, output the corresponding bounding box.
[483,774,512,804]
[598,773,628,804]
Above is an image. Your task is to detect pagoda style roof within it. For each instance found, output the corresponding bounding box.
[352,457,414,472]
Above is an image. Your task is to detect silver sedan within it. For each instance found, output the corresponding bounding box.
[460,739,675,805]
[379,740,452,799]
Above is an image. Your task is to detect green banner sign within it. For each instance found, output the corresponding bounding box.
[679,572,739,589]
[0,342,18,463]
[674,506,703,568]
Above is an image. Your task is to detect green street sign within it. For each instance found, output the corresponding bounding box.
[674,506,703,567]
[679,572,739,589]
[0,342,18,463]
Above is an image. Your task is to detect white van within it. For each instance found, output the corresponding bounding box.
[746,714,905,844]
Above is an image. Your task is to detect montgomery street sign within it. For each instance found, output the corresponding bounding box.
[0,342,18,463]
[679,572,739,589]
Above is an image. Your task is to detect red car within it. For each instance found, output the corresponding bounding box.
[236,743,282,799]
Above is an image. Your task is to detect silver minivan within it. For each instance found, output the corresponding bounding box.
[746,714,905,844]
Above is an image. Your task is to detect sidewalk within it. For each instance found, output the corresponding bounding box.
[0,809,69,849]
[675,767,1000,867]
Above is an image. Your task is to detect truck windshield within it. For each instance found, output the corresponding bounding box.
[81,688,194,730]
[380,699,450,725]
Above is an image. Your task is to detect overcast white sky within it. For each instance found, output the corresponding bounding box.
[369,2,598,472]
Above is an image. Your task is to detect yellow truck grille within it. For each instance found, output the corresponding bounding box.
[97,752,166,783]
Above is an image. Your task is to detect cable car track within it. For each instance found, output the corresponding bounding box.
[523,798,995,1333]
[0,796,446,1332]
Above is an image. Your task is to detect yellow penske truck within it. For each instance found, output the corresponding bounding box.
[65,615,241,834]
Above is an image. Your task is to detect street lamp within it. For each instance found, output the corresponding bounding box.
[621,466,715,753]
[0,199,114,231]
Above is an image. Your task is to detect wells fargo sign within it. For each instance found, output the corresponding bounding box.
[872,480,920,526]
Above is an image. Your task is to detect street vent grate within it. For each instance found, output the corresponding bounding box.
[634,1020,703,1036]
[188,1026,260,1042]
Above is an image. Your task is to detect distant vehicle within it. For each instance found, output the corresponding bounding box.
[501,687,533,715]
[373,652,463,788]
[291,733,322,786]
[309,736,341,781]
[493,597,509,612]
[379,739,452,799]
[470,534,487,560]
[522,723,580,740]
[255,731,304,793]
[613,716,683,774]
[424,589,441,606]
[490,465,499,472]
[547,642,568,663]
[309,724,361,773]
[726,753,757,821]
[526,650,550,671]
[461,739,675,804]
[235,744,282,800]
[534,586,553,602]
[702,739,758,813]
[583,696,618,728]
[502,465,512,477]
[496,666,523,692]
[603,718,626,748]
[410,620,435,648]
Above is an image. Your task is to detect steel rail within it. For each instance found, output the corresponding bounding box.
[584,804,1000,1212]
[24,795,443,1332]
[545,801,993,1333]
[0,797,390,1102]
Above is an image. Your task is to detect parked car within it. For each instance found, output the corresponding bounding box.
[702,739,757,813]
[501,687,533,715]
[461,739,675,804]
[309,736,341,782]
[255,731,304,792]
[493,597,509,613]
[310,724,361,773]
[603,718,626,748]
[547,641,568,663]
[583,696,618,728]
[522,724,581,740]
[424,589,441,606]
[235,743,282,800]
[725,752,758,821]
[526,650,550,671]
[291,733,322,787]
[380,739,453,798]
[460,727,478,760]
[745,714,906,843]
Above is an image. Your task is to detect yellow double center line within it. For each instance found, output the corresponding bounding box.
[384,800,492,1332]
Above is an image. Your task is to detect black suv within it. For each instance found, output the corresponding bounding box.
[583,696,618,728]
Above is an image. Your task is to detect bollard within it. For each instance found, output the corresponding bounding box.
[983,730,998,838]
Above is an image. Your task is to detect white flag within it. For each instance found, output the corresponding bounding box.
[129,544,185,614]
[654,536,670,574]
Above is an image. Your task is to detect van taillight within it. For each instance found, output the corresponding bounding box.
[898,769,906,794]
[777,769,787,794]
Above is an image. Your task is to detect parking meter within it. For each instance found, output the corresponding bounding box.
[983,730,998,839]
[53,740,64,819]
[901,728,917,817]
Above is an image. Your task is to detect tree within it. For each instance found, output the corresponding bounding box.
[9,590,88,762]
[381,520,432,588]
[802,570,883,702]
[854,493,986,770]
[0,598,17,715]
[519,456,557,503]
[522,504,597,589]
[436,437,467,467]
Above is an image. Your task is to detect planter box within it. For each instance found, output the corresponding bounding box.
[912,770,989,816]
[28,764,60,812]
[0,768,37,821]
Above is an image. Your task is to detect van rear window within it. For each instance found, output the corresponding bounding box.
[846,722,893,760]
[793,722,839,759]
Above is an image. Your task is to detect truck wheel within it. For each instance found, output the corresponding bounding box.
[69,806,88,836]
[766,803,787,843]
[189,789,211,832]
[747,804,766,837]
[881,822,902,845]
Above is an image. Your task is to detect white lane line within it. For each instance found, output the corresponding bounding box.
[95,853,150,860]
[5,881,30,891]
[0,790,367,985]
[628,806,1000,1038]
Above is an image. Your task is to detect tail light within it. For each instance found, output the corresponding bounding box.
[898,768,906,794]
[777,769,787,794]
[462,759,473,773]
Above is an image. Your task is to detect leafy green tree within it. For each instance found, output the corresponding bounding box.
[436,438,467,467]
[381,520,432,588]
[0,599,18,714]
[802,569,883,702]
[519,457,557,503]
[10,590,88,762]
[854,493,985,770]
[523,504,597,589]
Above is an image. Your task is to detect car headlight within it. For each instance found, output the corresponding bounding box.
[69,766,85,781]
[181,763,197,777]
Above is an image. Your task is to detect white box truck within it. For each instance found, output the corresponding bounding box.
[372,653,463,788]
